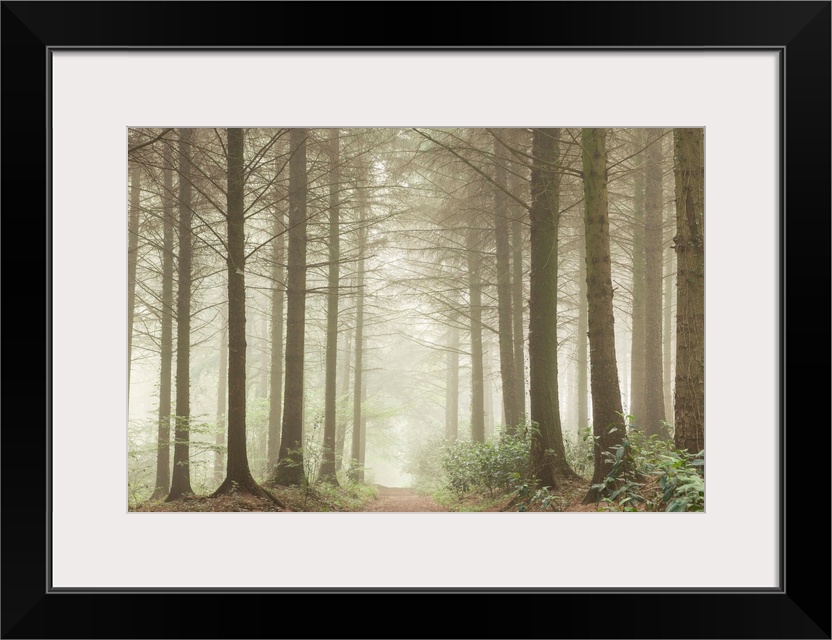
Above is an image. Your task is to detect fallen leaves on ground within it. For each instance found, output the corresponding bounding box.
[132,493,284,513]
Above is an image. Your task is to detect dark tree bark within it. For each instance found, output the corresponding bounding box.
[672,128,705,455]
[577,219,589,433]
[629,130,646,425]
[267,192,285,470]
[167,129,194,501]
[350,184,368,481]
[275,128,309,486]
[445,322,459,442]
[528,128,575,487]
[127,163,141,395]
[509,151,527,424]
[644,129,667,437]
[493,133,519,432]
[150,144,174,500]
[213,128,284,505]
[320,128,341,485]
[581,128,626,504]
[466,221,485,444]
[214,315,227,485]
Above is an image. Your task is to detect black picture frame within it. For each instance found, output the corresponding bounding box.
[2,2,829,638]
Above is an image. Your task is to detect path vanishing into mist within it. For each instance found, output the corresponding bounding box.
[365,486,448,512]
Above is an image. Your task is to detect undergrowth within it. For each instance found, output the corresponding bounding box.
[133,478,378,512]
[590,428,704,512]
[410,418,704,513]
[267,479,379,512]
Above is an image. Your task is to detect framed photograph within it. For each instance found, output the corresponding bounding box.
[3,2,828,638]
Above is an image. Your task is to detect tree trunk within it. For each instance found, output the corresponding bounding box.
[275,128,309,486]
[565,360,575,434]
[663,204,675,428]
[510,164,527,424]
[672,128,705,455]
[493,133,518,432]
[466,222,485,444]
[267,195,285,469]
[629,131,646,425]
[445,322,459,442]
[213,128,284,505]
[259,316,268,399]
[320,128,341,485]
[214,316,227,485]
[127,163,141,396]
[577,220,589,433]
[358,337,368,484]
[335,325,352,471]
[350,183,367,481]
[581,128,626,503]
[644,129,667,437]
[528,128,574,487]
[663,135,676,432]
[167,129,194,501]
[483,338,494,437]
[151,144,174,500]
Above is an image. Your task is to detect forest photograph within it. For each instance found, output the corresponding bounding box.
[127,127,704,513]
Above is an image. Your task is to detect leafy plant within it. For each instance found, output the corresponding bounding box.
[591,427,704,512]
[517,486,568,512]
[442,427,532,497]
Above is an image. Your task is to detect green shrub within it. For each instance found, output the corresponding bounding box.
[592,428,704,512]
[442,427,532,497]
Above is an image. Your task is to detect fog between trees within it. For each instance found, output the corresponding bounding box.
[128,127,704,512]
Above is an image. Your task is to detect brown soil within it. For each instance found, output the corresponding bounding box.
[364,486,448,512]
[365,482,601,513]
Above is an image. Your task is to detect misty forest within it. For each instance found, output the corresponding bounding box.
[128,127,704,513]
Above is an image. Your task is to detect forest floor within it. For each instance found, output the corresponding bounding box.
[364,486,447,512]
[132,485,450,513]
[131,479,604,513]
[434,478,600,513]
[132,493,286,512]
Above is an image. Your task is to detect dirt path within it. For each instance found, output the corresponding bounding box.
[365,486,448,512]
